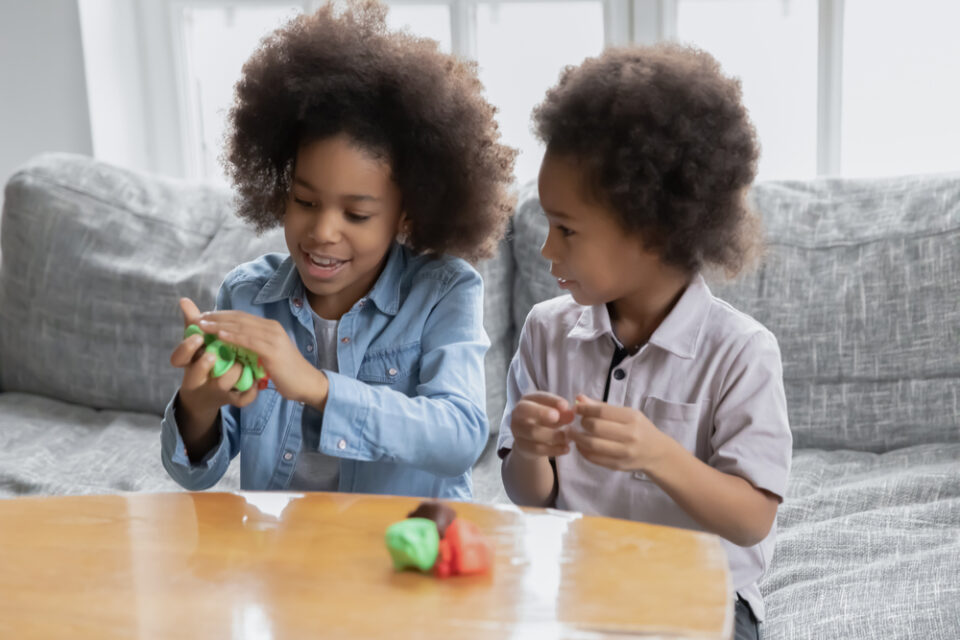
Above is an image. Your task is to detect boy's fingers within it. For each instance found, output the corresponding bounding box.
[516,402,559,426]
[579,417,631,442]
[513,437,570,458]
[574,395,635,422]
[522,392,570,411]
[568,429,627,458]
[180,298,202,328]
[516,423,569,445]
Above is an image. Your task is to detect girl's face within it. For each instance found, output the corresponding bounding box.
[284,134,405,319]
[537,151,673,307]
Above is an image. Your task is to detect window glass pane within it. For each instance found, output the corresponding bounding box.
[842,0,960,177]
[385,3,451,52]
[476,2,604,187]
[182,5,302,183]
[676,0,818,180]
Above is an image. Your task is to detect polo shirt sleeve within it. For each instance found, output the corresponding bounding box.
[496,313,541,458]
[708,330,792,500]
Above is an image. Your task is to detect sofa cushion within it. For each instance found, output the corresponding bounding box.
[511,175,960,453]
[759,444,960,639]
[710,175,960,452]
[0,391,241,497]
[0,153,286,415]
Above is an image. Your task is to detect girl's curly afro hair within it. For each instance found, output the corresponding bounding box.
[223,0,517,262]
[534,44,763,276]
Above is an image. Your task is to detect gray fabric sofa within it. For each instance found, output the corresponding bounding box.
[1,153,958,639]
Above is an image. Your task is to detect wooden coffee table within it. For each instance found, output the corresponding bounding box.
[0,492,731,638]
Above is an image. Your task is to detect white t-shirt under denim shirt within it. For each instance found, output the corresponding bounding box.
[288,313,341,491]
[497,274,792,621]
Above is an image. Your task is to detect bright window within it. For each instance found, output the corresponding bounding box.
[676,0,819,181]
[841,0,960,177]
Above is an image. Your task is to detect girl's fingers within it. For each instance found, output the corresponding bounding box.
[214,362,244,392]
[183,351,217,389]
[180,298,203,327]
[170,334,205,367]
[230,386,259,408]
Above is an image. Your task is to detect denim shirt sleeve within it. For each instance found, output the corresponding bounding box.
[319,265,490,478]
[160,277,243,490]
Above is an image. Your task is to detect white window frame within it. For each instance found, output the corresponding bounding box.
[94,0,846,180]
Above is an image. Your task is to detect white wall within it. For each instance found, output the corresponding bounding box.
[0,0,92,212]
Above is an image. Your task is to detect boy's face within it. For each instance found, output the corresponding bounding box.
[538,151,669,307]
[284,134,404,319]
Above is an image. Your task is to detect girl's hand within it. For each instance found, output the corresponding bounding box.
[196,310,329,409]
[170,298,259,416]
[508,392,576,460]
[570,394,670,472]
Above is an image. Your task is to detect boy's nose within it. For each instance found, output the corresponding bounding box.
[540,229,560,261]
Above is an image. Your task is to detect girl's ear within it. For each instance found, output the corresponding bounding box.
[397,212,410,245]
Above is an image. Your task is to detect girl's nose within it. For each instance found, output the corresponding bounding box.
[311,210,342,243]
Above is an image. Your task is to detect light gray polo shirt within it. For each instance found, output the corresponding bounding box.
[497,274,792,621]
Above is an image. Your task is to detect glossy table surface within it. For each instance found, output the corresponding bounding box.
[0,492,732,639]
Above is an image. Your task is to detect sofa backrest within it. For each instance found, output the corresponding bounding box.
[0,153,516,429]
[509,174,960,453]
[0,153,287,415]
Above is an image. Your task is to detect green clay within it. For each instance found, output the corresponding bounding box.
[385,518,440,572]
[184,324,267,392]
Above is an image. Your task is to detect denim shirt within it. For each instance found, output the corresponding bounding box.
[161,242,489,499]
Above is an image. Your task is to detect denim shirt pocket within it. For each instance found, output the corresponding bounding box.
[633,396,700,482]
[240,383,282,434]
[357,341,421,386]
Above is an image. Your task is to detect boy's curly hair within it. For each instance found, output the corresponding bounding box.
[533,44,762,276]
[223,0,516,262]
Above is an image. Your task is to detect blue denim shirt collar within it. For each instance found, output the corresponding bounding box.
[251,242,406,316]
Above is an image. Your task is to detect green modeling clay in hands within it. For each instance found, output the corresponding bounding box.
[184,324,269,392]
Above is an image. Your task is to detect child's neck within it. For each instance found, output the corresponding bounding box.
[607,271,692,350]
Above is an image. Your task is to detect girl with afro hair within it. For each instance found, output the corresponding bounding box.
[162,0,516,499]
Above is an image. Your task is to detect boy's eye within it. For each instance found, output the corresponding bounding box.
[557,225,574,237]
[346,212,372,223]
[293,196,316,208]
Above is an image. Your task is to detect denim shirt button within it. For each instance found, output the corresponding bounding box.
[337,439,347,450]
[292,298,302,308]
[283,452,293,461]
[306,344,314,352]
[388,368,398,377]
[341,337,350,344]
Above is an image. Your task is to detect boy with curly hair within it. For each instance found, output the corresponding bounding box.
[498,45,791,638]
[162,0,515,499]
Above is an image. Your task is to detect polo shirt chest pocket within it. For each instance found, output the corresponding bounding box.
[633,396,700,482]
[357,342,421,389]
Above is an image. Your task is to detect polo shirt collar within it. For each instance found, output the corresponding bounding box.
[567,274,712,360]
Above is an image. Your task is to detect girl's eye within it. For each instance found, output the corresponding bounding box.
[346,212,372,223]
[293,196,316,208]
[558,225,574,237]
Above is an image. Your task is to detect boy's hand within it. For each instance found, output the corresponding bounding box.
[170,298,259,415]
[509,392,576,460]
[570,394,669,472]
[196,309,329,408]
